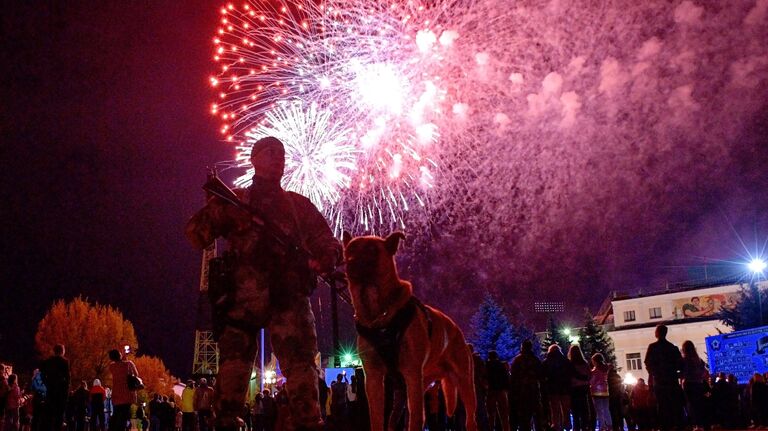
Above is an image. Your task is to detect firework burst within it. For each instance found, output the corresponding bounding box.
[234,101,358,230]
[209,0,458,232]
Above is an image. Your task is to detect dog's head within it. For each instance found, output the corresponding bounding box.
[342,231,405,285]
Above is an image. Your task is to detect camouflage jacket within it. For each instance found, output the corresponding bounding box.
[186,182,341,283]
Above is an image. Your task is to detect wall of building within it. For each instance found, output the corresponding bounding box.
[611,284,744,328]
[609,319,730,381]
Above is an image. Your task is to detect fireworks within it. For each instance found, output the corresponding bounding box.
[210,0,455,233]
[234,101,358,228]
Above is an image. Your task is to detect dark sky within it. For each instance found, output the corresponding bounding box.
[2,1,768,378]
[1,1,225,375]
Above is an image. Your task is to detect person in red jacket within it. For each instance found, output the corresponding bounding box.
[107,349,139,431]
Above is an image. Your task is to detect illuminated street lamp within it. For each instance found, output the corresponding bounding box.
[561,328,581,345]
[748,258,767,274]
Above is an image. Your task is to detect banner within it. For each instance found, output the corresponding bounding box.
[672,292,739,319]
[706,325,768,383]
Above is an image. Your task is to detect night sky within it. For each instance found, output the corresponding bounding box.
[2,1,768,378]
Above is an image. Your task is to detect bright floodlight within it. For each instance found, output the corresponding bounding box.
[748,258,767,274]
[623,372,638,385]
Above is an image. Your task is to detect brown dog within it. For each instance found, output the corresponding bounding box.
[342,232,477,431]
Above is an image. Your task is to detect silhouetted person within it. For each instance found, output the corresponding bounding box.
[749,372,768,427]
[185,136,340,431]
[589,353,611,431]
[630,378,654,431]
[567,345,591,431]
[193,378,214,431]
[89,379,107,431]
[510,340,543,431]
[485,351,511,431]
[680,340,709,430]
[644,325,683,430]
[40,344,70,431]
[607,367,624,431]
[542,344,571,431]
[70,381,89,431]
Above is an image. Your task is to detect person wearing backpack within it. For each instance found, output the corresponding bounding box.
[108,349,139,431]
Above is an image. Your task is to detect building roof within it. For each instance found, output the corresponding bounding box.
[607,314,726,332]
[611,275,748,302]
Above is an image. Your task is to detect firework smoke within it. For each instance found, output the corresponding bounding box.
[209,0,768,322]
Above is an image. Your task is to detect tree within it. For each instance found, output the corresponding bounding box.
[35,297,139,388]
[133,355,175,402]
[578,309,617,369]
[510,318,541,359]
[469,294,518,361]
[718,282,768,331]
[540,316,570,356]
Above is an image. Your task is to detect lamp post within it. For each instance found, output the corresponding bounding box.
[748,258,766,326]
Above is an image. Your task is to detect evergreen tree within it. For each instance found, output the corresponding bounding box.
[512,320,541,359]
[469,294,518,361]
[578,309,617,369]
[717,282,768,331]
[540,316,570,356]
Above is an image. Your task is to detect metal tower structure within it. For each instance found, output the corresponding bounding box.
[192,242,220,376]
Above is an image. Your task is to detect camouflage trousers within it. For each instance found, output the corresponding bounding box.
[214,295,322,431]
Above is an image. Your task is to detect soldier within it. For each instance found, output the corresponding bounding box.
[186,136,341,431]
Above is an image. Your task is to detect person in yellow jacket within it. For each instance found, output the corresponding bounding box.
[180,380,196,431]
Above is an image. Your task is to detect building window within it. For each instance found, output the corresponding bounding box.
[649,307,662,319]
[623,310,636,322]
[626,353,642,370]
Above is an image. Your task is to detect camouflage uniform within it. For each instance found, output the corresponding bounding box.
[186,138,341,431]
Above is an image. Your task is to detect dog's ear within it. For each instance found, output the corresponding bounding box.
[342,231,353,248]
[384,231,406,255]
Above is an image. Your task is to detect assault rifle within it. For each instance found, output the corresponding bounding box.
[202,170,351,304]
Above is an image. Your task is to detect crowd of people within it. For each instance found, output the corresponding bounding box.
[449,325,768,431]
[4,327,768,431]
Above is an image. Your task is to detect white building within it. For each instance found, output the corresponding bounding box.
[601,279,765,382]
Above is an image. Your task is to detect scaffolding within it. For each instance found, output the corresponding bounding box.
[192,242,219,376]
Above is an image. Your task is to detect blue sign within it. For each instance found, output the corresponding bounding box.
[706,325,768,384]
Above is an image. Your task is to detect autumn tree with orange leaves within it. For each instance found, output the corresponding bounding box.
[35,297,139,389]
[133,355,175,401]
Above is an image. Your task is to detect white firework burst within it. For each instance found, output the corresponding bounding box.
[235,101,359,225]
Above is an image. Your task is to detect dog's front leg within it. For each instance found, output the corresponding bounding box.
[364,368,386,431]
[402,367,425,431]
